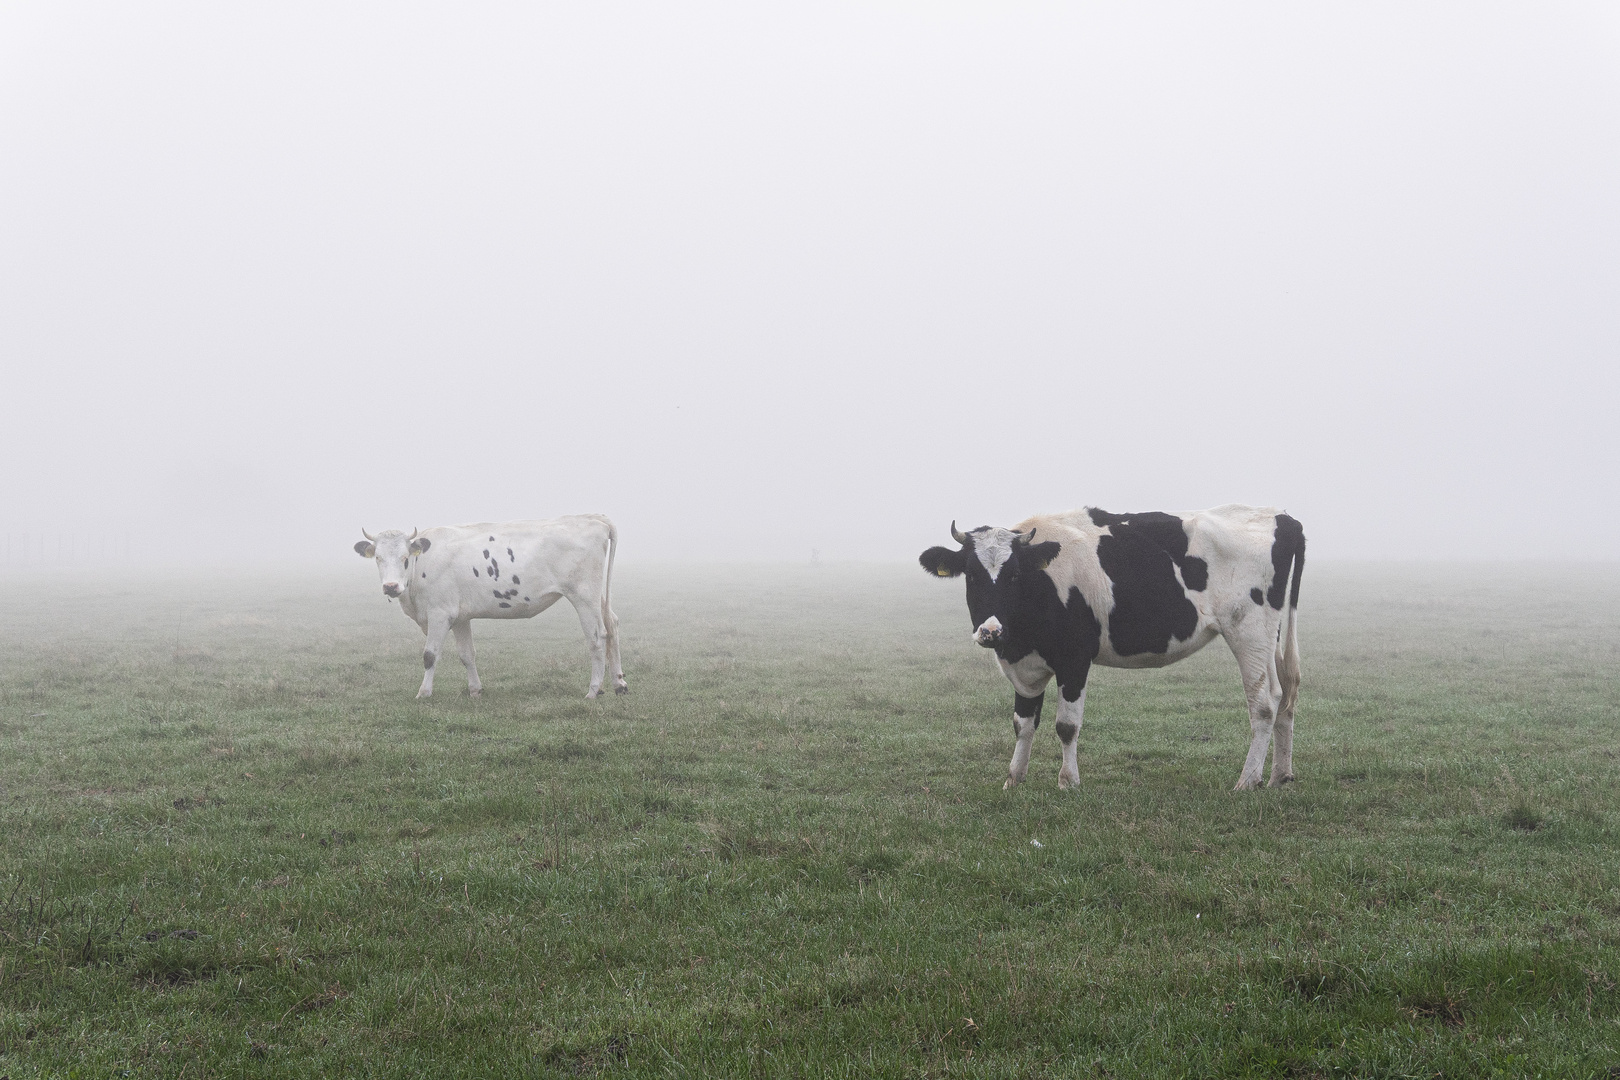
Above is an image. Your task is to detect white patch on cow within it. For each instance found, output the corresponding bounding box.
[973,529,1016,582]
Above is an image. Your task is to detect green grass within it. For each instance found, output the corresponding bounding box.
[1,561,1619,1078]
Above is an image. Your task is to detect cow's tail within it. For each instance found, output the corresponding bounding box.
[1276,516,1305,718]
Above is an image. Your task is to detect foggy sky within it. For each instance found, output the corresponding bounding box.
[3,2,1617,567]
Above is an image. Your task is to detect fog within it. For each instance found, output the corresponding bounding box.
[3,2,1617,569]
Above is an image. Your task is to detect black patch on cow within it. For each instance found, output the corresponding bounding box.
[1055,720,1078,744]
[512,576,520,585]
[1181,556,1209,591]
[422,573,427,579]
[1090,511,1200,657]
[472,567,479,577]
[523,596,529,602]
[499,602,511,608]
[1087,508,1209,593]
[489,563,500,580]
[918,546,966,577]
[1267,514,1306,610]
[1014,693,1043,720]
[1250,587,1264,605]
[507,548,514,562]
[483,549,490,559]
[423,650,435,669]
[947,533,1102,703]
[488,536,495,541]
[493,589,503,598]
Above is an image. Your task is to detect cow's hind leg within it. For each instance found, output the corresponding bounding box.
[418,616,451,700]
[452,621,482,698]
[1229,632,1282,791]
[571,597,609,699]
[1004,693,1043,789]
[1269,632,1301,787]
[605,604,627,695]
[1268,704,1295,787]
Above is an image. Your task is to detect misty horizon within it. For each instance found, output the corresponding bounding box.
[4,3,1617,569]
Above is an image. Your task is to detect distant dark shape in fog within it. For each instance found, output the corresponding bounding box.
[1,2,1616,567]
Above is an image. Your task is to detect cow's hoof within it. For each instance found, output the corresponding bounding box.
[468,689,481,699]
[1267,773,1295,787]
[1003,776,1019,790]
[1233,777,1260,791]
[1057,773,1080,790]
[585,690,600,700]
[416,691,432,701]
[614,684,629,696]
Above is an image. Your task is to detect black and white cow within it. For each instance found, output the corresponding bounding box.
[354,515,626,700]
[920,505,1304,791]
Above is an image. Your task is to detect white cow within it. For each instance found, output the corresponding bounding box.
[354,515,626,699]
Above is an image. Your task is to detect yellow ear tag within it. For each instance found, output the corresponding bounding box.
[936,567,952,577]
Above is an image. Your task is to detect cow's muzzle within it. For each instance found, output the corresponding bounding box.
[973,617,1003,648]
[382,583,403,598]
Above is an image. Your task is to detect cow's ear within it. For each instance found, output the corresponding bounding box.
[409,536,432,554]
[919,546,966,578]
[1025,540,1061,572]
[354,540,376,558]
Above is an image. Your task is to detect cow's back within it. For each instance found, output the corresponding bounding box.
[407,516,613,622]
[1020,505,1293,669]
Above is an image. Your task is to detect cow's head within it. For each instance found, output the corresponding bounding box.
[353,527,431,598]
[919,522,1061,650]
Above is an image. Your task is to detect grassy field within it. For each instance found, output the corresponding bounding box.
[1,561,1618,1078]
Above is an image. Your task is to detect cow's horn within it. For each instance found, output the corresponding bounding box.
[408,527,418,541]
[361,527,376,542]
[950,521,968,545]
[1015,528,1037,545]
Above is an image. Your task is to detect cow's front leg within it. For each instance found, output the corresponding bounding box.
[1055,686,1089,790]
[417,616,451,699]
[1004,693,1043,789]
[452,621,482,698]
